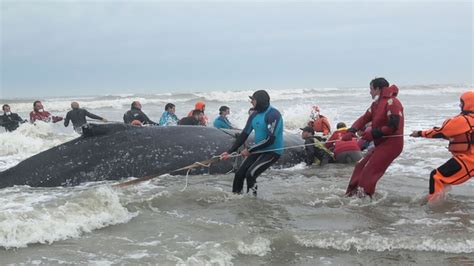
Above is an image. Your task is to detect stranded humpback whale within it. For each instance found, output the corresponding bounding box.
[0,124,305,188]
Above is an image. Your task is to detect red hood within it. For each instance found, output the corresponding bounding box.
[381,85,399,98]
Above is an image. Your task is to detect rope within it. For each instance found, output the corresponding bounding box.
[117,134,409,189]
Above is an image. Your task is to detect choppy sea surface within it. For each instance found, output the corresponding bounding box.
[1,85,473,265]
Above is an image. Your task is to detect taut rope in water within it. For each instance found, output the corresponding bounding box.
[114,134,409,189]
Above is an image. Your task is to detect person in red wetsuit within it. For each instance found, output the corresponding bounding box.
[29,100,63,123]
[410,91,474,201]
[308,106,331,136]
[325,122,362,163]
[341,78,404,197]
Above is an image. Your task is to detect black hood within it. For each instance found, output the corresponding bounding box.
[250,90,270,112]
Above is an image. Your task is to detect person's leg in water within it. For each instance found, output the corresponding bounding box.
[428,155,474,201]
[346,138,403,197]
[346,149,374,196]
[232,154,260,194]
[244,152,280,196]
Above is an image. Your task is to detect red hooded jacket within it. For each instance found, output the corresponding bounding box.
[350,85,404,146]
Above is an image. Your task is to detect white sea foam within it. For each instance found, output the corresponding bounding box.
[0,186,136,249]
[173,242,234,266]
[295,232,474,253]
[237,236,272,257]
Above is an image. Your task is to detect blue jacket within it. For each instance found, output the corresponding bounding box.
[228,105,284,155]
[159,111,179,126]
[213,116,233,129]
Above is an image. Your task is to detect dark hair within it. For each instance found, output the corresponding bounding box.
[336,122,346,129]
[33,100,41,107]
[219,106,229,115]
[192,109,203,116]
[370,77,389,90]
[2,104,9,111]
[165,103,175,111]
[131,101,139,109]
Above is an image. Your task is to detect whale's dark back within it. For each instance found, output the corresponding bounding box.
[0,124,305,188]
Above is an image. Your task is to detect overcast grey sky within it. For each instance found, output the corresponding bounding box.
[1,1,472,98]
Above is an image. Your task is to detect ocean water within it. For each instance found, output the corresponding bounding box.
[1,85,473,265]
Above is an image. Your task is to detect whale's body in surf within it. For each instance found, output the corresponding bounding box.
[0,124,306,188]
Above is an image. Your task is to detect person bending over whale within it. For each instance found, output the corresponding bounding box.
[221,90,283,196]
[64,102,107,134]
[123,101,157,126]
[179,109,204,126]
[410,91,474,201]
[301,126,334,166]
[341,78,404,197]
[325,122,362,164]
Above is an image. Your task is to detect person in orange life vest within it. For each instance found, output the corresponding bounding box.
[325,122,362,164]
[341,78,404,197]
[308,106,331,136]
[29,100,63,123]
[410,91,474,201]
[188,101,208,126]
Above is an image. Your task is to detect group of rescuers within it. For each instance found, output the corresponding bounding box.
[1,77,473,202]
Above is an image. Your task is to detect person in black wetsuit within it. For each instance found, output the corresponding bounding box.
[178,109,203,126]
[123,101,157,125]
[0,104,26,132]
[64,102,107,133]
[220,90,283,196]
[301,126,335,166]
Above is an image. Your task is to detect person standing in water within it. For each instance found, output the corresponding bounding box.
[64,102,107,133]
[341,78,404,197]
[221,90,283,196]
[308,106,331,136]
[410,91,474,201]
[30,100,63,123]
[0,104,26,132]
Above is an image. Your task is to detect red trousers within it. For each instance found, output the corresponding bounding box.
[346,137,403,196]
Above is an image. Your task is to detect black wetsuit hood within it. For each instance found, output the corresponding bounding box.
[250,90,270,113]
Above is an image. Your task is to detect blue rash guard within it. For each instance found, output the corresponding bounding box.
[213,116,233,129]
[159,111,179,126]
[228,105,284,155]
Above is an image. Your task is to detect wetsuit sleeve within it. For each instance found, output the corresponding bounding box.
[141,111,157,125]
[304,139,316,165]
[12,114,23,123]
[64,112,70,127]
[248,109,282,153]
[85,110,103,120]
[227,114,254,153]
[421,115,471,139]
[351,105,373,131]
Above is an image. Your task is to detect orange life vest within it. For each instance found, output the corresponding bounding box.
[448,114,474,153]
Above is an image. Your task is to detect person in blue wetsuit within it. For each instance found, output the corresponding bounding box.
[213,106,236,129]
[221,90,283,195]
